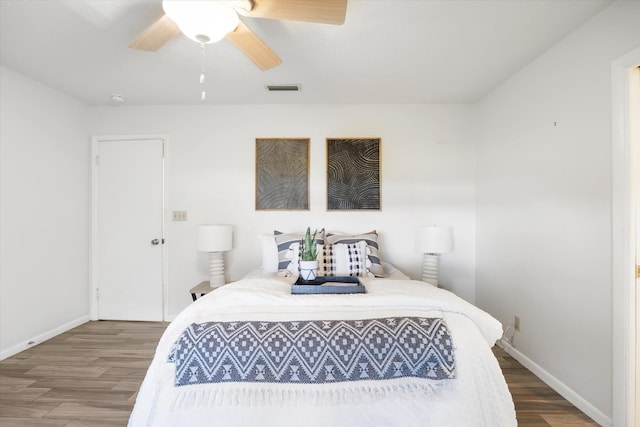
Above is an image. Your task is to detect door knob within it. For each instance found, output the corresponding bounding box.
[151,239,160,245]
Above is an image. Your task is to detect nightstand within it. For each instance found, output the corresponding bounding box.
[190,281,214,301]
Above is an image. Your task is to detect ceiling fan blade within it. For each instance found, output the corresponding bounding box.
[226,21,282,71]
[247,0,347,25]
[129,14,180,51]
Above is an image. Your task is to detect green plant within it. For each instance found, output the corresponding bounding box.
[301,227,318,261]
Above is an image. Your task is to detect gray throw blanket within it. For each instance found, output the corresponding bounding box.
[169,317,455,387]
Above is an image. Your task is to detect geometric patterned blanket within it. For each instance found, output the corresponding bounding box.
[168,317,455,387]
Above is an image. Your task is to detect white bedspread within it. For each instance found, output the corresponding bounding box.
[129,275,516,427]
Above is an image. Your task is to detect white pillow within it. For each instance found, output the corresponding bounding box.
[258,233,279,273]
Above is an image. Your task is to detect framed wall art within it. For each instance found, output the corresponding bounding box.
[255,138,309,210]
[326,137,380,210]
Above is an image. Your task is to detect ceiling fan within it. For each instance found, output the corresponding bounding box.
[129,0,348,71]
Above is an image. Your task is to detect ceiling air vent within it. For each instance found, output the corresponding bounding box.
[266,84,301,92]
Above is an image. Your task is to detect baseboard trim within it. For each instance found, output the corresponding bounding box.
[498,339,611,427]
[0,315,90,361]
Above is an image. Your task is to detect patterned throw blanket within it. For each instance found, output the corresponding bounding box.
[169,317,455,387]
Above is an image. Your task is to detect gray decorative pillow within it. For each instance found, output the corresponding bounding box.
[274,229,325,272]
[326,231,384,277]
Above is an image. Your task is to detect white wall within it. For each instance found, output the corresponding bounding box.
[475,1,640,424]
[0,65,90,358]
[87,104,477,317]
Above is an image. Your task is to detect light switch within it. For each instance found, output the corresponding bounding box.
[172,211,187,221]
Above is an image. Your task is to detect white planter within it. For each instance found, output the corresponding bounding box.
[299,260,318,281]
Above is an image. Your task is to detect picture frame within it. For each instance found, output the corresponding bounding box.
[255,138,310,210]
[326,137,381,210]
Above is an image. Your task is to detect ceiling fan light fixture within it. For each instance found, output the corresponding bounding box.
[162,0,239,44]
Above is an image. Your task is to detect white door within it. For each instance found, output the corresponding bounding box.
[632,66,640,422]
[94,137,164,321]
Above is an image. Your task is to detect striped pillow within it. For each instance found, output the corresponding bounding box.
[282,242,303,275]
[274,229,325,272]
[326,231,384,277]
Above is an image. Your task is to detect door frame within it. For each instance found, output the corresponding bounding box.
[612,47,640,427]
[90,135,170,321]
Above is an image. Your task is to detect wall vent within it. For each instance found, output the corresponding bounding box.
[266,84,301,92]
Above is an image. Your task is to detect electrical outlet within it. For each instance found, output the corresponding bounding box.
[514,315,521,331]
[172,211,187,221]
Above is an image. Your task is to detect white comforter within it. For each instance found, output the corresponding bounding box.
[129,275,516,427]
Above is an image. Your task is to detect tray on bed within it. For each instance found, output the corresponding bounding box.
[291,276,366,294]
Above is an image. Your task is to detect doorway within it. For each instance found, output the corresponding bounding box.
[631,65,640,424]
[612,48,640,427]
[91,136,166,321]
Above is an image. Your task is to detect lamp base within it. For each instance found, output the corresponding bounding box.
[208,251,226,288]
[421,253,440,286]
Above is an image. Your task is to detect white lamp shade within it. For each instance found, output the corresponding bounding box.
[163,1,239,44]
[416,225,453,254]
[197,225,233,252]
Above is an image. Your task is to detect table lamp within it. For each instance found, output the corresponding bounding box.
[197,224,233,288]
[416,225,453,286]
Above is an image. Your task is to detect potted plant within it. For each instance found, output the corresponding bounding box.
[299,227,318,281]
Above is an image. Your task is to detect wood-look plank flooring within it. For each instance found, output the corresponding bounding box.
[0,321,599,426]
[492,347,599,426]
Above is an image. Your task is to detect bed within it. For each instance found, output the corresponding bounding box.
[128,232,516,426]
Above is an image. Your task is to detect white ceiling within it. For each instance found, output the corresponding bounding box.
[0,0,611,106]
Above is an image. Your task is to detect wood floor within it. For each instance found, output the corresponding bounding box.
[492,347,599,427]
[0,320,599,426]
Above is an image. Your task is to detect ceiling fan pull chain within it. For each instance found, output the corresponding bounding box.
[200,41,206,102]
